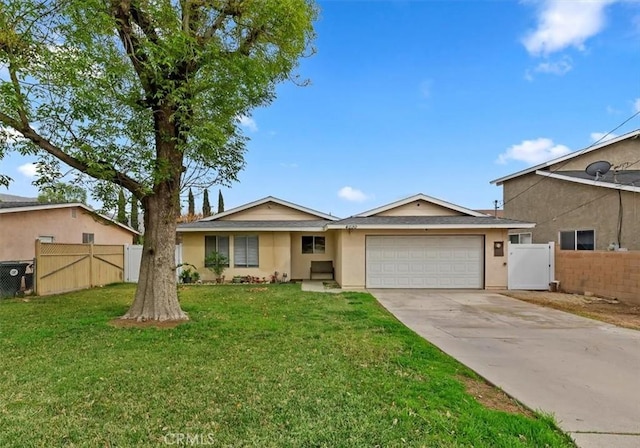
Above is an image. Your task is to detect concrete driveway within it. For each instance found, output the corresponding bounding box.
[369,290,640,448]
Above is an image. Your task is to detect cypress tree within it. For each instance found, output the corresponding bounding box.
[202,189,211,217]
[131,195,139,231]
[188,188,195,216]
[218,189,225,213]
[117,189,128,224]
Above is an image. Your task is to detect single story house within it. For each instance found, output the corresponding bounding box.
[178,194,533,289]
[491,129,640,250]
[0,202,139,261]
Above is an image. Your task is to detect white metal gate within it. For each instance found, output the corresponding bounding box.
[124,244,183,282]
[508,242,554,290]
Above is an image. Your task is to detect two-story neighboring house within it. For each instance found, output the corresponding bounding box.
[491,129,640,251]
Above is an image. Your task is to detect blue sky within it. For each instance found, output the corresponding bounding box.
[2,0,639,218]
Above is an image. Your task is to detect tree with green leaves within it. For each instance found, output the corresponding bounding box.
[0,1,316,322]
[187,188,195,216]
[37,182,87,204]
[218,189,225,214]
[117,189,128,225]
[130,194,141,243]
[130,196,140,232]
[202,188,211,217]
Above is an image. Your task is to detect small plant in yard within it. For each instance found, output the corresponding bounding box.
[179,265,200,284]
[204,251,228,283]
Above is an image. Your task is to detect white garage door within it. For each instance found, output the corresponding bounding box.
[366,235,484,289]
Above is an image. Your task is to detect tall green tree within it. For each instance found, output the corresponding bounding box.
[0,1,316,321]
[117,189,128,225]
[130,196,140,231]
[130,194,141,243]
[37,182,87,204]
[202,189,211,217]
[218,189,225,214]
[187,188,195,216]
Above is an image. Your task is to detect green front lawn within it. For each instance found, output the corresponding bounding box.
[0,284,573,447]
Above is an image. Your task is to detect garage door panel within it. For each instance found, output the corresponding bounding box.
[366,236,483,289]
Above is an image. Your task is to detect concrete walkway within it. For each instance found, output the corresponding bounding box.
[301,280,343,294]
[369,289,640,448]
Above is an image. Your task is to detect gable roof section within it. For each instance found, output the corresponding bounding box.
[0,202,140,235]
[178,219,330,232]
[198,196,338,222]
[355,193,486,218]
[491,129,640,185]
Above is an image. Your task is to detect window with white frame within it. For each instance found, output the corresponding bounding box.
[82,233,94,244]
[38,236,54,243]
[302,236,326,254]
[204,235,230,267]
[560,230,594,250]
[508,233,532,244]
[234,235,259,267]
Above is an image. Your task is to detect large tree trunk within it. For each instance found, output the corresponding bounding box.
[122,192,187,321]
[121,105,188,322]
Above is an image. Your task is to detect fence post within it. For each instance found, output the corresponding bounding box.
[34,239,41,295]
[89,243,94,288]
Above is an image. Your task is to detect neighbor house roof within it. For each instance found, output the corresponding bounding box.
[490,129,640,185]
[199,196,339,222]
[327,216,534,230]
[355,193,486,217]
[177,220,331,232]
[0,202,140,235]
[533,170,640,193]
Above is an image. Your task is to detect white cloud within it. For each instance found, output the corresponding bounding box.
[497,138,571,165]
[237,114,258,132]
[591,132,617,143]
[338,186,369,202]
[522,0,616,56]
[634,98,640,113]
[18,163,38,178]
[280,162,298,169]
[534,57,573,75]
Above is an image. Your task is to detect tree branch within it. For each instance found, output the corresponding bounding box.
[8,63,29,126]
[111,0,153,97]
[0,111,146,199]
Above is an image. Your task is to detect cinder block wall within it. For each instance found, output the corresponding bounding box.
[555,249,640,305]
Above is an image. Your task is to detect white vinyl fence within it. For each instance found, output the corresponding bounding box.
[124,244,183,283]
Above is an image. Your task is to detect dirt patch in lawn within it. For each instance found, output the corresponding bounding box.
[108,318,187,329]
[458,375,534,418]
[501,291,640,331]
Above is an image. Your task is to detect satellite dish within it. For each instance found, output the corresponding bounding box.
[585,160,611,180]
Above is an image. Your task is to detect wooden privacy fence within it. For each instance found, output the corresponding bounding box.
[35,241,124,296]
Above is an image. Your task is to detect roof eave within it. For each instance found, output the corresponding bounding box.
[177,226,328,233]
[326,223,536,230]
[535,170,640,192]
[491,129,640,185]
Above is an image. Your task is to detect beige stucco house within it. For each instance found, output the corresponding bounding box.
[492,129,640,251]
[178,194,533,289]
[0,202,138,261]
